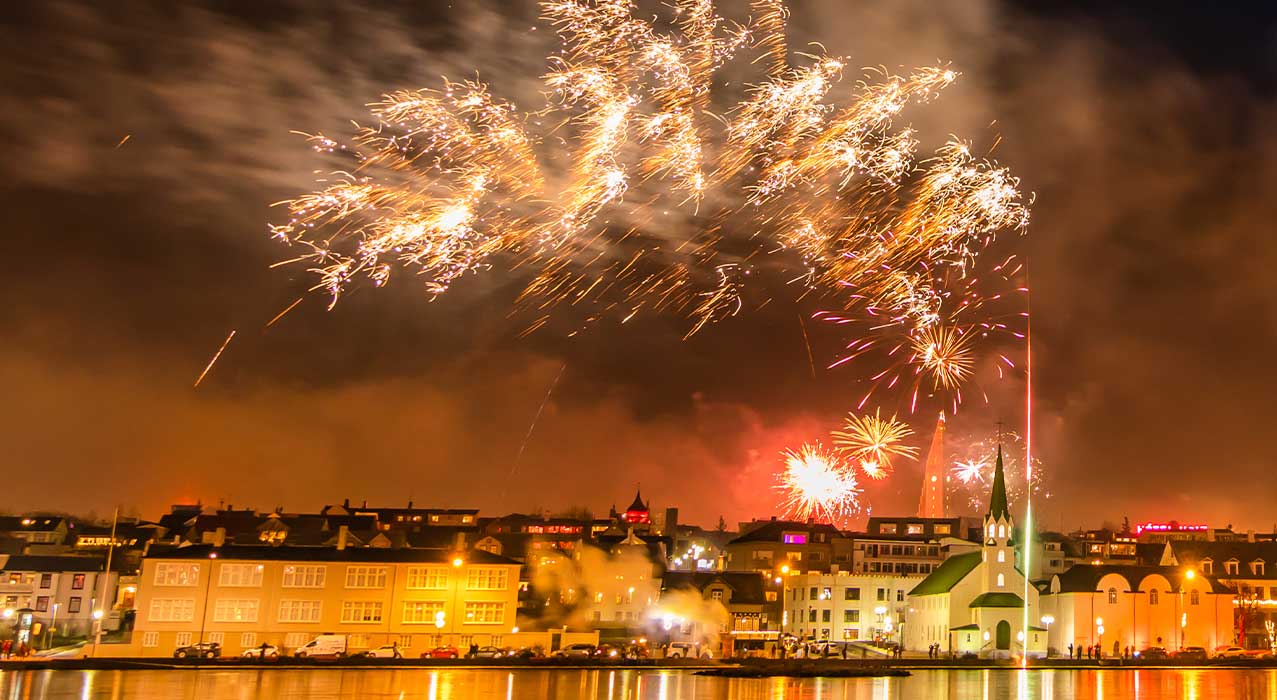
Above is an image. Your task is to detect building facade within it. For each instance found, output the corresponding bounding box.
[723,520,853,575]
[131,544,521,657]
[0,554,117,641]
[783,570,920,646]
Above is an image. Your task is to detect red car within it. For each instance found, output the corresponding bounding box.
[422,646,460,659]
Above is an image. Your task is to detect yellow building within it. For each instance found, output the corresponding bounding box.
[131,542,522,657]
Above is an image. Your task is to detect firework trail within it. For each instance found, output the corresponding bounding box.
[774,443,860,525]
[193,330,236,389]
[270,0,1029,349]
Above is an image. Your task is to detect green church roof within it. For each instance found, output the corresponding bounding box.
[969,592,1024,608]
[909,551,982,596]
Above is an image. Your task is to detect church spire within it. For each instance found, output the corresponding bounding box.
[917,412,947,518]
[987,444,1011,521]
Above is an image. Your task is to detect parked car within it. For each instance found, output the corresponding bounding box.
[241,644,280,659]
[667,642,712,659]
[174,642,221,659]
[423,645,460,659]
[467,646,510,659]
[1172,646,1208,661]
[295,634,348,658]
[1245,649,1274,659]
[513,646,545,659]
[1214,645,1248,659]
[554,643,597,658]
[595,644,622,659]
[364,644,404,659]
[1137,647,1168,660]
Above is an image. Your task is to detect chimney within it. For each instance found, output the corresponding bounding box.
[362,499,368,509]
[453,532,467,551]
[337,525,349,551]
[342,498,350,509]
[407,499,414,509]
[1249,529,1256,543]
[212,527,226,548]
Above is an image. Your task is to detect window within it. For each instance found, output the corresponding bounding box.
[213,599,259,623]
[808,610,817,623]
[845,587,860,601]
[403,600,446,624]
[998,525,1006,539]
[752,550,773,560]
[897,590,904,602]
[710,589,724,601]
[997,550,1005,563]
[934,524,951,535]
[765,591,777,602]
[407,567,450,590]
[466,568,508,591]
[340,601,384,623]
[997,574,1005,588]
[783,533,808,544]
[1190,590,1200,606]
[821,609,831,622]
[1108,588,1118,604]
[282,565,326,588]
[880,524,898,534]
[1226,560,1240,576]
[174,632,193,647]
[822,587,832,600]
[1253,561,1266,577]
[278,599,322,623]
[398,635,413,648]
[207,632,225,645]
[71,574,86,590]
[1149,590,1159,605]
[907,523,924,535]
[149,598,196,622]
[285,632,308,648]
[39,574,51,589]
[219,564,263,587]
[810,587,818,599]
[988,524,995,538]
[844,609,860,623]
[154,563,200,587]
[141,631,159,648]
[464,602,504,624]
[876,588,887,602]
[66,596,82,613]
[345,566,388,589]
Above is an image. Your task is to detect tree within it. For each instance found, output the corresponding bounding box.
[716,516,726,532]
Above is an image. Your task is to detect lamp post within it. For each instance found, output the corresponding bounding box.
[1041,615,1054,657]
[1095,617,1104,657]
[449,555,465,648]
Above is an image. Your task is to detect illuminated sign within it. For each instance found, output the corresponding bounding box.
[1134,522,1209,535]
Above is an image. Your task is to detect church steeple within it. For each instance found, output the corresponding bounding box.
[987,444,1011,522]
[917,412,947,519]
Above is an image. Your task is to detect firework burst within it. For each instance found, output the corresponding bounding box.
[774,443,861,524]
[831,408,919,480]
[270,0,1028,343]
[947,430,1045,513]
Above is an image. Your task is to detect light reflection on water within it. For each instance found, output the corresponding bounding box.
[3,668,1277,700]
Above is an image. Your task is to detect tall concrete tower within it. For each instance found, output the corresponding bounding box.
[917,412,947,518]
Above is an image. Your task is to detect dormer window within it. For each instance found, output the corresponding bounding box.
[1201,559,1213,575]
[1225,560,1240,576]
[1252,561,1266,577]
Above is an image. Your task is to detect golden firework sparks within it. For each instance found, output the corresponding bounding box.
[911,325,977,390]
[831,408,919,479]
[774,443,860,523]
[271,0,1029,348]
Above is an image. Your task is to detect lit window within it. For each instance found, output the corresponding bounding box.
[212,598,260,623]
[340,600,384,623]
[344,566,388,589]
[154,563,200,587]
[406,567,449,590]
[997,550,1005,563]
[997,525,1005,539]
[466,568,509,591]
[149,598,196,622]
[241,633,257,648]
[282,565,326,588]
[141,631,159,648]
[402,601,446,624]
[277,600,322,623]
[463,602,504,624]
[218,564,264,588]
[996,573,1004,588]
[207,632,224,645]
[906,524,924,535]
[783,533,808,544]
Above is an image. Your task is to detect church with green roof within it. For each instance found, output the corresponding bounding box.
[903,446,1047,659]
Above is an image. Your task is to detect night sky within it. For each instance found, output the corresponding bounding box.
[2,1,1274,530]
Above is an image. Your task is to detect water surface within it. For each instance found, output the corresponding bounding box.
[3,667,1275,699]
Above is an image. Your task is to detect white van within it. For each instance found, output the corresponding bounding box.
[294,634,348,658]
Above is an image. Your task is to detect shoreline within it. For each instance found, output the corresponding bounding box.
[3,657,1277,673]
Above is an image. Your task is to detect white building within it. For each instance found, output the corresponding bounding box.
[782,569,921,645]
[904,447,1046,659]
[0,554,118,642]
